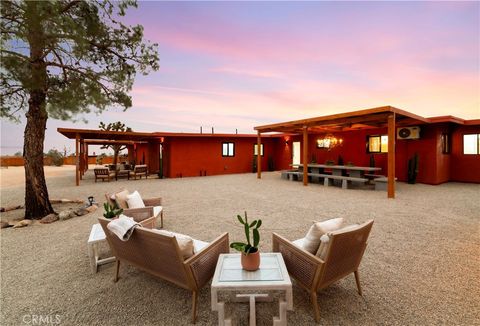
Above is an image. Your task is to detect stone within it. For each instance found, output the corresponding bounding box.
[85,204,98,213]
[40,213,59,224]
[58,209,74,221]
[13,219,32,228]
[74,207,89,216]
[1,221,12,229]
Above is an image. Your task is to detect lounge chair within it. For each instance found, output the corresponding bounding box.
[98,217,229,323]
[272,220,374,322]
[129,164,148,180]
[105,189,164,228]
[94,167,116,182]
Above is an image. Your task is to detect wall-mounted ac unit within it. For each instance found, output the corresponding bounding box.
[397,126,420,140]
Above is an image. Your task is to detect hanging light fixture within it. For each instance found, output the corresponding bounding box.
[317,134,343,150]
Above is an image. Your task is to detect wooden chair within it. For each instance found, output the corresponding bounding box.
[105,190,164,228]
[272,220,374,322]
[94,167,116,182]
[98,217,229,323]
[129,164,148,180]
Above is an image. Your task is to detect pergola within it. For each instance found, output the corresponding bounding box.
[58,128,160,186]
[254,106,429,198]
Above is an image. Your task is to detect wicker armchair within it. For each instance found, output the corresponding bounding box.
[105,190,164,228]
[129,164,148,180]
[98,217,229,323]
[272,220,374,322]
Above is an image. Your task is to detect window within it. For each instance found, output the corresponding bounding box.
[367,135,388,153]
[254,144,264,156]
[441,133,450,154]
[463,134,480,155]
[222,142,235,157]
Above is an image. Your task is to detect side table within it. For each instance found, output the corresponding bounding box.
[87,223,115,273]
[211,253,293,326]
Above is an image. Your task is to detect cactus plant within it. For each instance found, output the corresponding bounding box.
[230,211,262,254]
[369,154,375,168]
[103,202,123,219]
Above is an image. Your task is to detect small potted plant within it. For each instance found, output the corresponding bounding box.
[103,202,123,219]
[230,211,262,271]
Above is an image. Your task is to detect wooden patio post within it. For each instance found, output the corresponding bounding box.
[257,131,262,179]
[85,143,89,172]
[387,114,396,198]
[303,126,308,186]
[79,139,84,180]
[75,133,80,186]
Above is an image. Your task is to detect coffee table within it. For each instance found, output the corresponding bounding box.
[87,223,115,273]
[211,253,293,326]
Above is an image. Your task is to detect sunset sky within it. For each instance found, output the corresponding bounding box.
[1,1,479,155]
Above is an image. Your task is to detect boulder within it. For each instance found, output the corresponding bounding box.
[40,213,59,224]
[13,219,32,228]
[85,204,99,213]
[59,209,75,221]
[74,207,89,216]
[1,221,12,229]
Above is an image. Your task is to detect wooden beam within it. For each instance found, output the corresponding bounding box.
[75,133,80,186]
[387,114,396,198]
[257,131,262,179]
[303,126,308,186]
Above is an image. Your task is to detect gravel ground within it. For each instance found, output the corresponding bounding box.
[1,167,479,325]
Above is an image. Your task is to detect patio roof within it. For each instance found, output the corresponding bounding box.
[255,106,429,133]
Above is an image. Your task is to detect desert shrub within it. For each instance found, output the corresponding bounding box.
[45,149,64,166]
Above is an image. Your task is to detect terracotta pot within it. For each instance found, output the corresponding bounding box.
[241,250,260,271]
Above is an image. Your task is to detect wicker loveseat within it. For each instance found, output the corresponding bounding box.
[272,220,374,322]
[98,217,229,323]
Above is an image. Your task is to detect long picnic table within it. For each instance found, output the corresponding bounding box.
[288,164,382,189]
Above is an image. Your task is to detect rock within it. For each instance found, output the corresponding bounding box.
[40,213,59,224]
[58,209,74,221]
[13,219,32,228]
[1,221,12,229]
[85,204,98,213]
[73,207,89,216]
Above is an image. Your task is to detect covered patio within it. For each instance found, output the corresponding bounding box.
[254,106,429,198]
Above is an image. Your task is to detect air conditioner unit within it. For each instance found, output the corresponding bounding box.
[397,126,420,140]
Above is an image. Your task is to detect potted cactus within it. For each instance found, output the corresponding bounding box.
[103,202,123,219]
[230,211,262,271]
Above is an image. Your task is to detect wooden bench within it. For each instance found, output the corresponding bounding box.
[374,177,397,191]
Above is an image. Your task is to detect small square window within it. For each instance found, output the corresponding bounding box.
[367,135,388,153]
[463,134,480,155]
[222,142,235,157]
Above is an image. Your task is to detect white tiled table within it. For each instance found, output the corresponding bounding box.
[211,253,293,326]
[87,223,115,273]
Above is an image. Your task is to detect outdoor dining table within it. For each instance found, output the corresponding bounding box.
[294,164,382,185]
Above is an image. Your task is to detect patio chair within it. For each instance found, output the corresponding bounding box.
[272,220,374,322]
[98,217,229,323]
[129,164,148,180]
[94,167,116,182]
[105,189,164,228]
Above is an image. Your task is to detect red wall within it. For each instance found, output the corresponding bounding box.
[164,137,278,178]
[275,122,479,185]
[450,125,480,183]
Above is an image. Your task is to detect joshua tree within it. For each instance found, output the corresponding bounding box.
[0,1,159,219]
[99,121,132,165]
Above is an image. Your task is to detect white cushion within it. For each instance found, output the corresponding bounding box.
[126,190,145,209]
[292,238,305,248]
[302,217,344,254]
[193,239,209,253]
[151,229,194,260]
[153,206,163,217]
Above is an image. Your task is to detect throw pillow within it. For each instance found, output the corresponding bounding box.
[315,223,360,260]
[152,229,195,259]
[302,217,344,254]
[126,190,145,209]
[114,189,130,209]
